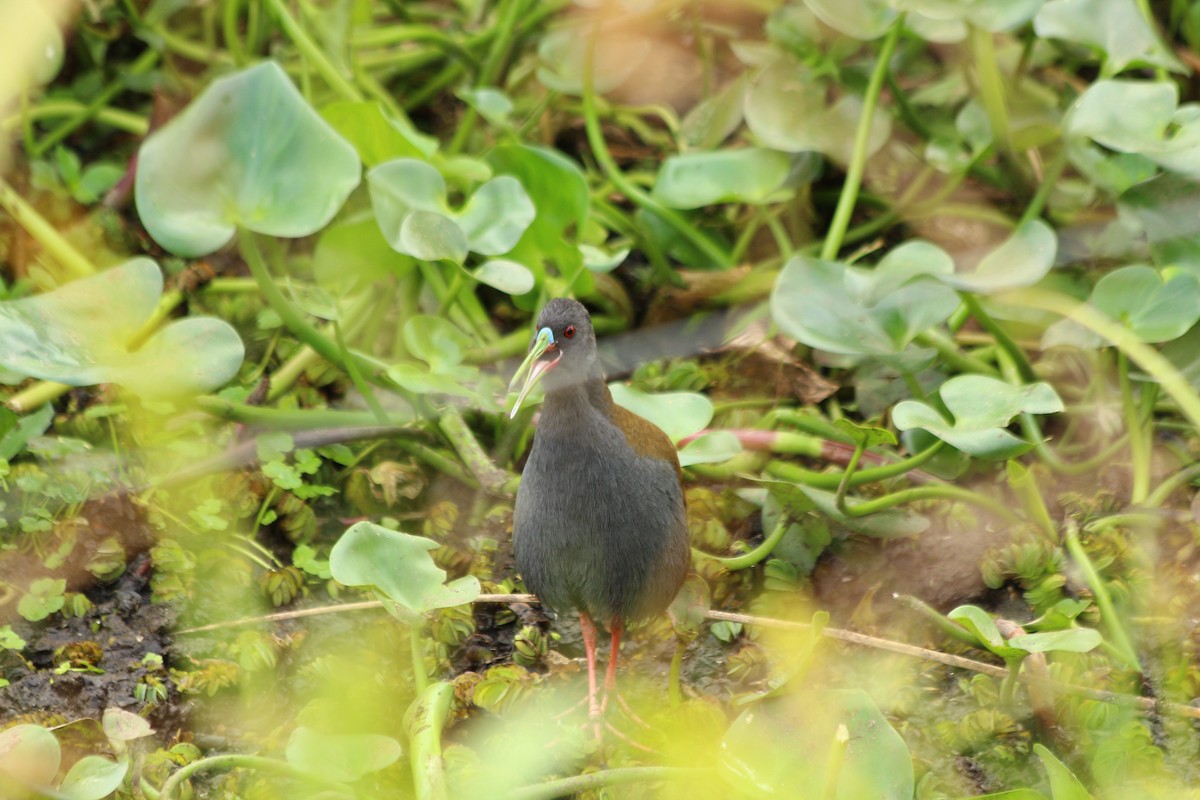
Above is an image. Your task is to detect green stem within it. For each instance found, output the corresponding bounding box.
[2,101,148,136]
[819,724,850,800]
[834,443,866,512]
[241,232,390,386]
[1118,351,1151,505]
[406,681,453,800]
[581,31,731,268]
[1019,148,1068,224]
[969,25,1011,156]
[821,18,903,261]
[194,395,411,429]
[158,754,354,800]
[448,0,523,153]
[1063,521,1141,671]
[503,768,714,800]
[916,329,999,377]
[265,0,363,101]
[1006,461,1056,539]
[1143,462,1200,508]
[696,515,789,570]
[840,484,1024,525]
[962,294,1037,383]
[438,408,513,495]
[763,441,945,490]
[5,381,70,413]
[0,175,95,278]
[223,0,247,64]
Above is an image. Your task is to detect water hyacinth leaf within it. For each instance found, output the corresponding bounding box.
[1034,0,1184,75]
[368,159,535,263]
[136,61,361,257]
[313,216,413,288]
[893,0,1044,32]
[59,756,128,800]
[948,605,1025,658]
[459,87,514,127]
[607,384,713,443]
[651,148,794,209]
[1092,265,1200,342]
[403,315,471,370]
[329,522,481,614]
[579,243,629,273]
[936,220,1058,293]
[721,689,913,799]
[0,258,244,397]
[473,259,534,296]
[456,176,536,255]
[0,403,53,461]
[102,708,154,743]
[1007,628,1102,654]
[678,430,744,467]
[681,74,747,149]
[833,418,897,447]
[1067,80,1200,179]
[892,376,1064,459]
[321,100,437,166]
[745,58,891,163]
[1119,173,1200,271]
[771,242,959,356]
[1161,325,1200,390]
[0,723,61,786]
[1034,744,1095,800]
[285,727,402,783]
[803,0,897,40]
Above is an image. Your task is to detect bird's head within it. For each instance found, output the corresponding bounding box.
[508,298,597,418]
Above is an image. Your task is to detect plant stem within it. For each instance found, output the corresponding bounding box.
[763,441,945,490]
[2,101,148,136]
[581,31,731,268]
[0,175,95,278]
[5,381,70,413]
[265,0,363,101]
[819,725,850,800]
[834,443,865,512]
[696,515,789,570]
[158,754,354,800]
[438,408,513,495]
[821,18,903,261]
[839,484,1024,524]
[504,768,714,800]
[969,25,1011,156]
[962,294,1037,382]
[406,681,454,800]
[1019,148,1067,224]
[1118,351,1151,504]
[448,0,523,153]
[1063,521,1141,671]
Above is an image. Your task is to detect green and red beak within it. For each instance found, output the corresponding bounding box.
[509,326,561,419]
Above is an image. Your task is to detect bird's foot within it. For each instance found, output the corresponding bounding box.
[600,687,652,730]
[604,719,656,754]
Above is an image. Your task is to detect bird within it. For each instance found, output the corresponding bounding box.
[508,298,690,728]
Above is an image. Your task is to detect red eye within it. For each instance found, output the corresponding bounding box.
[563,325,576,339]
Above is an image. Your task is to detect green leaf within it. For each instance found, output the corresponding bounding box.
[18,577,66,622]
[0,624,26,651]
[803,0,897,40]
[368,159,535,263]
[745,57,891,163]
[833,419,897,447]
[895,0,1044,32]
[0,259,244,397]
[0,403,53,460]
[0,2,64,86]
[458,87,514,127]
[1034,0,1184,75]
[285,727,402,783]
[1067,80,1200,180]
[1119,174,1200,271]
[607,384,712,443]
[964,791,1049,800]
[59,755,128,800]
[935,220,1058,293]
[681,75,748,149]
[892,376,1064,459]
[721,689,913,799]
[329,522,481,616]
[313,215,414,288]
[403,315,471,370]
[1034,743,1095,800]
[770,242,959,356]
[948,605,1025,658]
[1092,265,1200,342]
[102,708,154,743]
[651,148,795,209]
[1007,628,1102,654]
[321,100,437,166]
[473,259,534,296]
[136,61,361,256]
[792,483,929,537]
[678,430,744,467]
[0,723,61,786]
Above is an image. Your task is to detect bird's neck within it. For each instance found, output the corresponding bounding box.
[541,366,612,421]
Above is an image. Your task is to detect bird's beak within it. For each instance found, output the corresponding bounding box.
[509,327,561,419]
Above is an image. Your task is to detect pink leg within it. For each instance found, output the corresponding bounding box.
[600,617,623,713]
[578,612,602,734]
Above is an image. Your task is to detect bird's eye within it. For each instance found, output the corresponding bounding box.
[563,325,576,339]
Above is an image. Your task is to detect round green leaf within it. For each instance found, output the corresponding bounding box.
[473,259,534,296]
[804,0,897,39]
[456,176,536,255]
[403,315,471,370]
[894,0,1044,32]
[329,522,481,615]
[721,689,913,799]
[59,755,128,800]
[651,148,794,209]
[321,100,437,167]
[0,259,244,397]
[1034,0,1184,75]
[936,220,1058,293]
[401,210,469,264]
[607,384,713,443]
[136,61,362,257]
[458,87,514,127]
[285,727,402,783]
[771,243,959,356]
[0,723,61,786]
[1067,80,1200,179]
[892,376,1064,459]
[678,430,743,467]
[1092,265,1200,343]
[102,708,154,743]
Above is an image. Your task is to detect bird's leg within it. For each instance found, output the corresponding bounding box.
[600,616,623,714]
[578,611,603,735]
